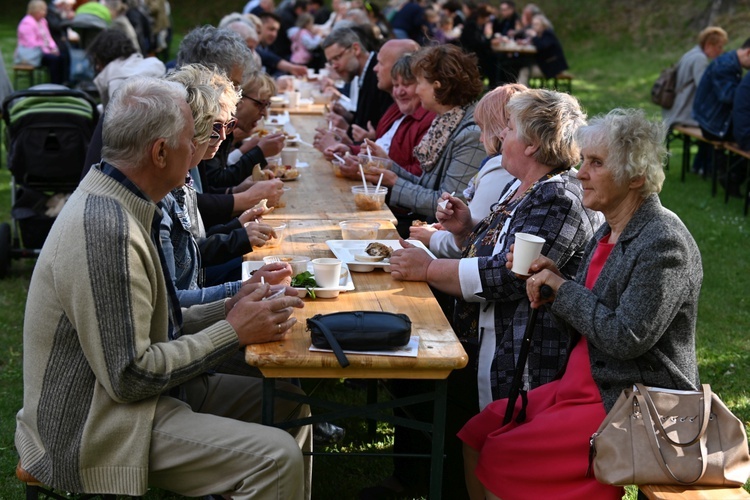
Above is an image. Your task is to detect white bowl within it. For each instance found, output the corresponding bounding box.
[264,255,310,276]
[354,253,385,262]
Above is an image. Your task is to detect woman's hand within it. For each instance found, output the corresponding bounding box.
[225,283,304,346]
[506,252,566,308]
[326,111,349,131]
[362,139,387,159]
[389,239,433,281]
[408,224,438,246]
[436,193,472,238]
[323,143,351,161]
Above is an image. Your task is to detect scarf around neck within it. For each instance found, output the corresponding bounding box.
[413,104,467,172]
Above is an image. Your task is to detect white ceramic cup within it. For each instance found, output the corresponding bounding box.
[286,90,300,108]
[280,148,299,167]
[312,258,342,288]
[511,233,546,276]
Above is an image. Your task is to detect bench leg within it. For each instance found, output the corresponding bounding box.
[681,133,690,182]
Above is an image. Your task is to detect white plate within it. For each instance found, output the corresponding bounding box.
[325,240,436,272]
[265,111,290,125]
[241,260,354,298]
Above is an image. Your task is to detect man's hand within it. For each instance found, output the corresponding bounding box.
[248,262,293,285]
[244,221,277,247]
[238,206,264,224]
[238,135,261,154]
[258,133,285,158]
[352,121,377,143]
[226,284,304,346]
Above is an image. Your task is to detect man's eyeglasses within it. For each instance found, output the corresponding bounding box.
[327,45,352,64]
[243,95,271,110]
[209,118,237,145]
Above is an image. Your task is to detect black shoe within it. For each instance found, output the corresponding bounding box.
[313,421,345,444]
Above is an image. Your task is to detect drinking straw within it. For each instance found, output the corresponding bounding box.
[358,164,368,193]
[261,276,265,285]
[333,153,346,162]
[366,143,373,162]
[376,173,384,192]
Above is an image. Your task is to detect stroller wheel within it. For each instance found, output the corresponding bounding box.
[0,222,11,279]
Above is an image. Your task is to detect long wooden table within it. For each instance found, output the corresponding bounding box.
[244,114,467,499]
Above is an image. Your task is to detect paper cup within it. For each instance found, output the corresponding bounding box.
[280,148,299,167]
[511,233,545,276]
[265,223,287,248]
[286,90,300,108]
[312,258,342,288]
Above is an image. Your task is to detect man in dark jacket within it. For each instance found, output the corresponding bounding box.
[322,27,394,141]
[693,38,750,142]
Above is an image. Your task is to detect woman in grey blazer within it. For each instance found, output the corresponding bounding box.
[460,108,702,500]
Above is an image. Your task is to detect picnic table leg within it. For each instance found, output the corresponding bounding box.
[429,379,448,500]
[367,380,377,438]
[261,377,276,426]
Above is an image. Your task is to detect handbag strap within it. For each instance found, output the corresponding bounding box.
[635,388,708,484]
[636,383,711,447]
[308,317,350,368]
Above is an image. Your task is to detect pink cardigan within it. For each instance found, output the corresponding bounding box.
[17,14,58,54]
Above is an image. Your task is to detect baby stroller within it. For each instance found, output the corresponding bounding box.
[0,85,98,278]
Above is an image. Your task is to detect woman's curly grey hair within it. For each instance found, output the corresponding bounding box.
[576,108,667,196]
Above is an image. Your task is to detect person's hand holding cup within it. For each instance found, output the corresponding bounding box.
[510,233,546,276]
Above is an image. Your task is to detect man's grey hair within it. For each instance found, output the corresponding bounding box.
[102,77,188,169]
[322,26,362,51]
[176,25,258,78]
[226,20,259,43]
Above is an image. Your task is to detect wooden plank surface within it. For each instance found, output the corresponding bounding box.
[263,115,396,223]
[640,484,750,499]
[245,115,467,380]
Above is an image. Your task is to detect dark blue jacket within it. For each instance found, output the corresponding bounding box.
[732,71,750,150]
[693,50,743,139]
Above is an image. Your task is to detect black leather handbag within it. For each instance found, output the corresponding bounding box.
[307,311,412,368]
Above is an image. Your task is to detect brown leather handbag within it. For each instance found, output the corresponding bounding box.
[589,383,750,486]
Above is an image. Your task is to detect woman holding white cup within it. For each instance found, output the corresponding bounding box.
[389,89,603,410]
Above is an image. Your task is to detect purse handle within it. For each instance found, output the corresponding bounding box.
[635,383,711,484]
[308,317,350,368]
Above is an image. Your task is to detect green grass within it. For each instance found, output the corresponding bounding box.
[1,0,750,498]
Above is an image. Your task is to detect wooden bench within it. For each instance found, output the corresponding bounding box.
[639,484,750,499]
[528,70,575,93]
[723,142,750,215]
[16,461,131,499]
[671,125,724,193]
[12,63,46,89]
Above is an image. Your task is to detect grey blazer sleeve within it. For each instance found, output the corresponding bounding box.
[390,124,484,219]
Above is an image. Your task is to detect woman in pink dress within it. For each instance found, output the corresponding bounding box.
[459,108,703,500]
[16,0,65,84]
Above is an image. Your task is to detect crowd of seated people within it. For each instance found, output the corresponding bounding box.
[659,27,750,194]
[13,0,171,86]
[11,2,719,500]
